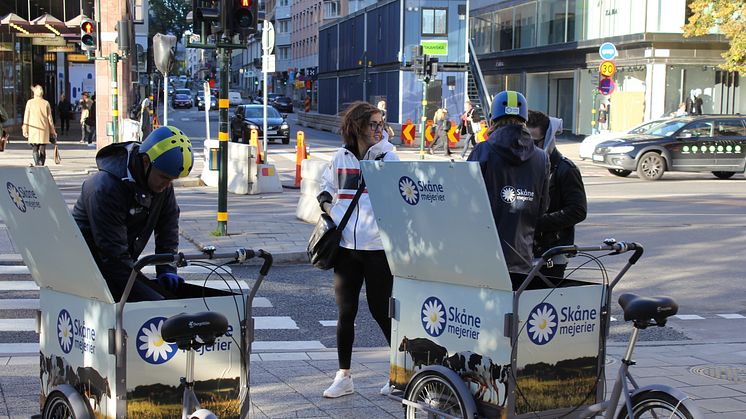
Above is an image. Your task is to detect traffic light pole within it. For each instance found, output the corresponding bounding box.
[217,47,230,236]
[110,52,120,143]
[419,79,428,160]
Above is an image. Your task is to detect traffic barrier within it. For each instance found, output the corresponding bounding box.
[401,118,415,146]
[304,97,311,112]
[424,119,434,145]
[249,128,263,164]
[447,120,460,148]
[476,121,488,143]
[296,159,329,223]
[295,131,309,187]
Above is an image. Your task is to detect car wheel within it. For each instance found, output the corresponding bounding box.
[636,152,665,181]
[712,171,735,179]
[608,169,632,177]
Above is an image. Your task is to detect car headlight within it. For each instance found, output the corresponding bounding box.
[607,145,635,154]
[248,124,259,130]
[281,123,289,129]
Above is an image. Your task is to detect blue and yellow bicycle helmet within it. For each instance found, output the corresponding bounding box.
[490,90,528,122]
[139,126,193,178]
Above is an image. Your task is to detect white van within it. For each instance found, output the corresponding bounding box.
[228,91,243,106]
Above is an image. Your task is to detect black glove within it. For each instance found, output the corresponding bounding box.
[155,272,184,292]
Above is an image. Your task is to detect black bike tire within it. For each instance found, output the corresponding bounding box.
[615,390,695,419]
[405,371,468,419]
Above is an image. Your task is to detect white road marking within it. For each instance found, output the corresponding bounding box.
[0,265,231,275]
[0,297,270,309]
[716,314,746,319]
[674,314,705,320]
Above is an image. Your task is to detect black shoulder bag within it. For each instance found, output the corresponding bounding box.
[307,180,366,270]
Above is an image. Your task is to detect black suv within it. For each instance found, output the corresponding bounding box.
[230,104,290,144]
[591,115,746,180]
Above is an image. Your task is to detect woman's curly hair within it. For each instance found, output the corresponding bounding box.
[340,101,382,156]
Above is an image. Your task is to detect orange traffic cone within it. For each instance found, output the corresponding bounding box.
[295,131,307,187]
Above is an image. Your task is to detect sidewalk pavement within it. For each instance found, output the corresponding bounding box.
[1,140,746,417]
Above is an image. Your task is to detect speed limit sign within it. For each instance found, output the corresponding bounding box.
[599,60,616,77]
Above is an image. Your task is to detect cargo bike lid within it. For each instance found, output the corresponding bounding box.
[361,161,512,292]
[0,167,115,303]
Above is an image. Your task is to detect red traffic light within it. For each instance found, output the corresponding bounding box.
[81,21,94,34]
[240,0,250,6]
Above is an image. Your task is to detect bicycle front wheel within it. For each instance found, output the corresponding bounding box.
[616,390,696,419]
[405,371,468,419]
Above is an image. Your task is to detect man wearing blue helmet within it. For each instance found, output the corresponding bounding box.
[467,91,550,276]
[72,126,194,301]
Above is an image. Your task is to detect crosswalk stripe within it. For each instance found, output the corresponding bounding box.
[0,297,272,309]
[674,314,705,320]
[0,319,35,332]
[716,314,746,319]
[0,265,232,275]
[0,343,39,355]
[0,280,255,292]
[0,315,294,332]
[319,320,337,327]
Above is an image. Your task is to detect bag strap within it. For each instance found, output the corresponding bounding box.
[337,180,365,231]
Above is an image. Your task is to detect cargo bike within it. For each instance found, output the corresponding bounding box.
[0,167,272,418]
[361,161,702,419]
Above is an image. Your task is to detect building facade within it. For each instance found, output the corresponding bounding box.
[470,0,741,135]
[318,0,470,125]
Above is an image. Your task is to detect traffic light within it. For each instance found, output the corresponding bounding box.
[227,0,258,38]
[191,0,221,38]
[80,17,96,51]
[427,57,439,79]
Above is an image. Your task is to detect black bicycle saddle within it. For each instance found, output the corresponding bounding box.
[618,293,678,327]
[162,311,229,349]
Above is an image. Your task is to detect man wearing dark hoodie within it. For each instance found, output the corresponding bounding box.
[72,126,194,302]
[468,91,550,276]
[527,110,587,282]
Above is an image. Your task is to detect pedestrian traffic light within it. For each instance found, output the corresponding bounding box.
[227,0,258,38]
[191,0,221,38]
[80,17,96,52]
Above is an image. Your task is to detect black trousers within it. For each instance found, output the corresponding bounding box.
[31,144,46,166]
[60,116,70,133]
[333,247,393,369]
[460,133,475,158]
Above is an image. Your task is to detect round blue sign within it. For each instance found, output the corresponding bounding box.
[598,77,615,95]
[599,42,617,60]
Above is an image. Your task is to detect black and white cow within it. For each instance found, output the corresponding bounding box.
[76,366,111,411]
[398,336,448,369]
[442,351,511,406]
[489,362,511,407]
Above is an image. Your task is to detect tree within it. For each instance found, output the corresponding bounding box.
[683,1,746,73]
[148,0,191,44]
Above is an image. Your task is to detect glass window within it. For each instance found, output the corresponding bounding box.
[538,0,567,46]
[647,120,689,136]
[716,120,746,137]
[514,2,537,49]
[422,8,448,36]
[496,9,514,51]
[680,121,713,138]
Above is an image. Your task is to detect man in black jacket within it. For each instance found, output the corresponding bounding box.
[72,126,194,301]
[468,91,549,275]
[526,110,587,281]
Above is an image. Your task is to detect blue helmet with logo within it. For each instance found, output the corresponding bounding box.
[139,126,194,178]
[490,90,528,122]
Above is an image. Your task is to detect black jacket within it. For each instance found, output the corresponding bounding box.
[72,142,179,298]
[468,124,550,273]
[534,148,587,257]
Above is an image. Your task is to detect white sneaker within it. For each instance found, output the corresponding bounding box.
[323,371,354,398]
[379,380,391,396]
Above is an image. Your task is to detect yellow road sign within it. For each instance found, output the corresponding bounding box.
[599,60,616,77]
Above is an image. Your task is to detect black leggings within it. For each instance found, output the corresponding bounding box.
[334,247,393,370]
[31,144,46,166]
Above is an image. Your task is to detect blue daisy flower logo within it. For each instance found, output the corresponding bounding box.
[136,317,178,365]
[500,186,516,204]
[399,176,419,205]
[527,303,558,345]
[6,182,26,213]
[57,310,73,354]
[421,297,447,337]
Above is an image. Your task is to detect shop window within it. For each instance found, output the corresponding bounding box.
[422,8,447,37]
[538,0,567,46]
[496,9,514,51]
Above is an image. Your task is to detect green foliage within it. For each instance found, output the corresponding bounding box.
[683,0,746,73]
[149,0,192,44]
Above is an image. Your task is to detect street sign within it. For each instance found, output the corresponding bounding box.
[262,54,275,73]
[598,77,615,95]
[203,82,211,110]
[421,40,448,56]
[599,60,616,77]
[599,42,617,60]
[262,21,275,55]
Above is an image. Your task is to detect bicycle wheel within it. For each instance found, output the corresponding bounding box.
[405,371,468,419]
[616,390,695,419]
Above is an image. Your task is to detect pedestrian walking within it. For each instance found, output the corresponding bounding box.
[377,99,394,138]
[316,101,399,398]
[79,92,92,144]
[57,93,72,135]
[84,95,96,145]
[428,108,451,156]
[458,101,478,159]
[467,91,549,277]
[527,110,587,282]
[22,85,57,166]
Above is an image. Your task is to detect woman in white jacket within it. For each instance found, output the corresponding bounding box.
[317,101,399,398]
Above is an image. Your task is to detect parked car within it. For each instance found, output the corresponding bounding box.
[172,89,193,108]
[196,92,217,111]
[230,104,290,144]
[272,96,293,113]
[228,91,243,106]
[590,115,746,180]
[579,118,670,160]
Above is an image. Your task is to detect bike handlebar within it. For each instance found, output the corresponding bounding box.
[540,240,644,265]
[133,247,274,274]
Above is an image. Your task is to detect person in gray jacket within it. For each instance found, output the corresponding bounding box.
[468,91,550,276]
